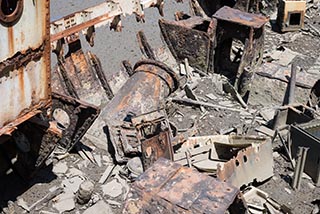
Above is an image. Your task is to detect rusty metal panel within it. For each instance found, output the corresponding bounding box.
[213,6,268,28]
[159,17,217,73]
[141,129,173,169]
[0,0,51,135]
[123,158,240,214]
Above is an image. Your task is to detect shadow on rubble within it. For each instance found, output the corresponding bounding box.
[0,163,56,211]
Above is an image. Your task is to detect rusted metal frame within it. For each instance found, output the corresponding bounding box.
[159,17,217,73]
[288,62,297,105]
[174,135,273,187]
[123,158,241,214]
[236,27,264,97]
[51,92,100,152]
[277,0,306,32]
[87,51,114,99]
[52,41,112,105]
[122,60,134,76]
[56,58,80,99]
[213,7,267,96]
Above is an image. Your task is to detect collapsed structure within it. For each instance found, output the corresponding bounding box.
[0,0,320,213]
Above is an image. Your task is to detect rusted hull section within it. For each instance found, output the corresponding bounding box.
[123,158,241,214]
[160,6,267,97]
[0,0,51,135]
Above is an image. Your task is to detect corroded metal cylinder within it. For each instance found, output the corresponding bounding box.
[104,59,178,126]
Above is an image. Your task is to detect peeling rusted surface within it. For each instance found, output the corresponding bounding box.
[50,0,165,44]
[291,121,320,186]
[0,0,51,136]
[123,158,240,214]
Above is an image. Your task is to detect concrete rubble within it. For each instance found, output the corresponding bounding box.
[1,0,320,213]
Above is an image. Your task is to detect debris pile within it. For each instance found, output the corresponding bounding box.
[1,0,320,213]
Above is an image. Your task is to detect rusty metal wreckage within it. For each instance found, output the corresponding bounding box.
[0,0,319,213]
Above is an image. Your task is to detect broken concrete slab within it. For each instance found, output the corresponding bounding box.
[102,179,123,198]
[83,200,114,214]
[52,192,75,213]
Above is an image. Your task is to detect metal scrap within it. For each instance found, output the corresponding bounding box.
[174,135,273,188]
[123,158,243,214]
[277,0,306,32]
[213,6,268,97]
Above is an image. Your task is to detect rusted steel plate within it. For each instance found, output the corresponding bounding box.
[0,0,51,135]
[123,158,240,214]
[141,129,173,169]
[213,6,268,28]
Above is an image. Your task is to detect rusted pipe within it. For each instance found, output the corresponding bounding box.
[103,59,179,126]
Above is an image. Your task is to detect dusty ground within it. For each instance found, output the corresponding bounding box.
[1,1,320,214]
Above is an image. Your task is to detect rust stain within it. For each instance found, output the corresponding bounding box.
[7,27,14,55]
[18,68,25,105]
[20,32,25,44]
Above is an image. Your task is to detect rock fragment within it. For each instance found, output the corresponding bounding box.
[76,180,94,204]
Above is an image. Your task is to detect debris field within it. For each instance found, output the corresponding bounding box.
[1,0,320,214]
